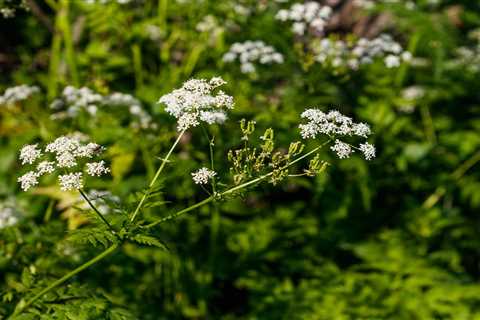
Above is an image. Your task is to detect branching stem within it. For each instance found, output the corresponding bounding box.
[130,130,186,222]
[143,140,329,229]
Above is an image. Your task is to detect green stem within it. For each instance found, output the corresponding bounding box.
[130,130,186,222]
[47,7,62,100]
[79,189,118,238]
[58,0,79,86]
[9,244,118,318]
[144,141,329,229]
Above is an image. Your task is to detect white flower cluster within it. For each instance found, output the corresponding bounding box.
[51,86,103,117]
[0,202,20,229]
[50,86,156,129]
[452,45,480,73]
[398,86,425,113]
[314,34,412,70]
[191,167,217,185]
[18,136,110,192]
[299,109,375,160]
[0,85,39,106]
[222,41,284,74]
[196,15,218,33]
[158,77,234,131]
[0,7,15,18]
[276,2,332,36]
[104,92,156,129]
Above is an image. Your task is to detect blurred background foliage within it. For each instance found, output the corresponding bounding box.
[1,0,480,319]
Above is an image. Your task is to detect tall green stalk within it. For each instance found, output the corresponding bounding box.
[58,0,79,87]
[9,244,119,318]
[130,130,186,222]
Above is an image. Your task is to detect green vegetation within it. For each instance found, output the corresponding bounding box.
[1,1,480,319]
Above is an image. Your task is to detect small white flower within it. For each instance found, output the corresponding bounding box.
[224,41,283,74]
[385,54,401,68]
[18,135,109,192]
[331,140,354,159]
[37,161,55,175]
[18,171,39,191]
[56,152,77,168]
[19,144,42,165]
[299,108,375,161]
[158,77,234,131]
[59,172,84,191]
[241,62,256,73]
[0,205,19,229]
[0,85,39,105]
[359,142,376,160]
[352,123,371,138]
[75,143,102,158]
[191,167,217,185]
[86,161,110,176]
[276,2,332,35]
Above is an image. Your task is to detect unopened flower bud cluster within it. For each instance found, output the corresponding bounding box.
[223,41,284,74]
[314,34,412,70]
[0,85,39,106]
[158,77,234,131]
[18,136,110,192]
[299,109,376,160]
[276,2,332,36]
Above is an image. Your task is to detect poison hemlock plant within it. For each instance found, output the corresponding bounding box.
[9,77,375,318]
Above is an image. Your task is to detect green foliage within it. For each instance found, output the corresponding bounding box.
[1,0,480,319]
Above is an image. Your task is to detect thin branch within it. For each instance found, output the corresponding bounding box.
[130,130,186,222]
[144,140,330,229]
[79,189,118,238]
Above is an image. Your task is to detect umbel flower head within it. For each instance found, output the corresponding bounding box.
[18,135,110,192]
[191,167,217,185]
[158,77,234,131]
[222,40,284,74]
[299,108,376,160]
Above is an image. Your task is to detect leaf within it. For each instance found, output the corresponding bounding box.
[131,234,168,250]
[67,227,118,248]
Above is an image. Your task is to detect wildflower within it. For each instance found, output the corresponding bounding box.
[158,77,234,131]
[331,140,354,159]
[223,41,284,74]
[191,167,217,185]
[0,205,19,229]
[299,108,375,160]
[50,87,156,130]
[86,161,110,176]
[59,172,84,191]
[18,171,39,191]
[37,161,55,175]
[299,109,369,139]
[0,85,39,106]
[359,142,376,160]
[19,144,42,165]
[276,2,332,36]
[18,136,110,192]
[314,34,411,70]
[385,55,400,68]
[56,152,77,168]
